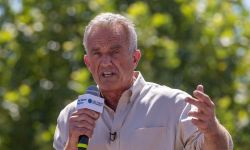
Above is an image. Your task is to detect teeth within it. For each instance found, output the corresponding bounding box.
[103,72,113,77]
[103,72,112,75]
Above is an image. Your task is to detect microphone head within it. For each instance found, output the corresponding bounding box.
[77,85,103,112]
[86,85,100,96]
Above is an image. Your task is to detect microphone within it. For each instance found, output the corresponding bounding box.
[76,85,104,150]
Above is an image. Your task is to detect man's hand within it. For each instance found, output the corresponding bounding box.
[185,85,219,136]
[65,108,100,150]
[185,84,233,149]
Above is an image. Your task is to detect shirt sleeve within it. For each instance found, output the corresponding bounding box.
[53,101,77,150]
[170,90,203,150]
[53,109,69,150]
[178,101,204,150]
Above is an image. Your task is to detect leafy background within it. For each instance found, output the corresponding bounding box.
[0,0,250,149]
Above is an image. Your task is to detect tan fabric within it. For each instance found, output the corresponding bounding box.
[53,72,231,150]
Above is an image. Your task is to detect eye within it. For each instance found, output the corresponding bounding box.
[112,50,120,55]
[113,50,119,54]
[110,45,121,55]
[93,52,99,55]
[92,51,101,56]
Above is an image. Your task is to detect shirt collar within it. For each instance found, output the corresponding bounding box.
[128,71,146,102]
[98,71,146,109]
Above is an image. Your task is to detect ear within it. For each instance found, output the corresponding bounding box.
[84,55,91,70]
[132,49,141,69]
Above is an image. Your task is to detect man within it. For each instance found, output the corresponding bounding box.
[53,13,233,150]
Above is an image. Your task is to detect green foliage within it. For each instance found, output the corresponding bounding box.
[0,0,249,149]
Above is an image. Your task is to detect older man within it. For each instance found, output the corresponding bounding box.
[53,13,233,150]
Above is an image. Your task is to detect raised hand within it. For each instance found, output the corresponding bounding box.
[185,85,233,149]
[185,85,219,136]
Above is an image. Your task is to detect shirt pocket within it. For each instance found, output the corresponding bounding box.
[130,127,168,150]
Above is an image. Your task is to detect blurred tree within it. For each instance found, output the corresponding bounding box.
[0,0,249,149]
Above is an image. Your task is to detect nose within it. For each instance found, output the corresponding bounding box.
[100,55,112,67]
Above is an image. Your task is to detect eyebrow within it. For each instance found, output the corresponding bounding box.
[90,47,100,52]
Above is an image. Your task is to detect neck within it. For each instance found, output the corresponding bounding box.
[102,90,123,111]
[101,76,136,111]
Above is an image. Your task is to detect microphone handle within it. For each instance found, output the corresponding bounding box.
[77,135,89,150]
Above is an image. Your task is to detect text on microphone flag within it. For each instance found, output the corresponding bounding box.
[77,94,104,113]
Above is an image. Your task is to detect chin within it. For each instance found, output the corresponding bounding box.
[98,84,119,92]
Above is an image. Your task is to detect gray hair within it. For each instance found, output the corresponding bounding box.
[83,13,137,53]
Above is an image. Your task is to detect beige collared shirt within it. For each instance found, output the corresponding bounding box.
[53,72,230,150]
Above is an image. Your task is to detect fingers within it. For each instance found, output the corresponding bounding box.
[185,97,211,115]
[71,115,95,130]
[75,108,100,120]
[196,84,204,92]
[188,111,209,121]
[68,108,100,140]
[193,90,214,107]
[185,84,218,135]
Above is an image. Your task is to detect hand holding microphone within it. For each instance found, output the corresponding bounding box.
[66,86,104,150]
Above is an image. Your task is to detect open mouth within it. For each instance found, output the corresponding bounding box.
[102,71,115,78]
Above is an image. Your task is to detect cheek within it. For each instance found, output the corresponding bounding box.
[87,61,98,74]
[119,60,134,72]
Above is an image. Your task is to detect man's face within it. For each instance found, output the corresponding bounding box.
[84,25,141,93]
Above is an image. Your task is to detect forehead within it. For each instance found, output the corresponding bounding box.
[86,24,129,47]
